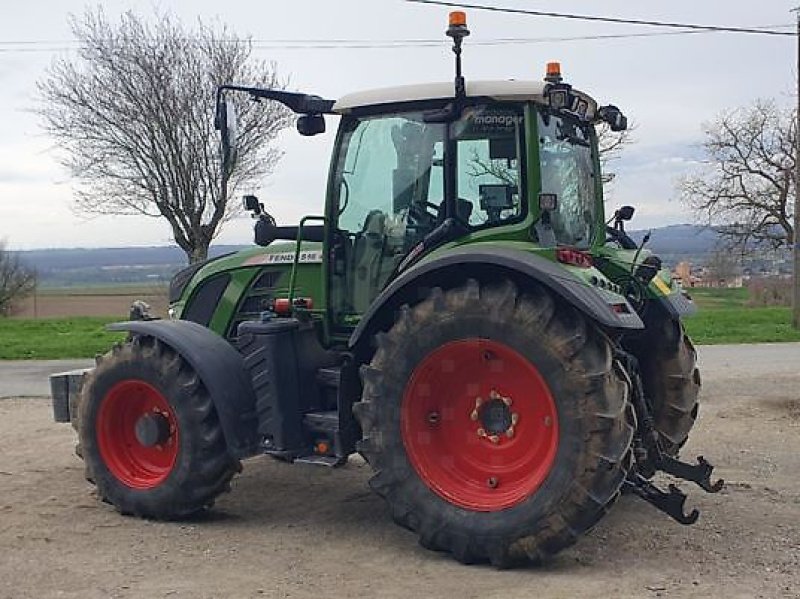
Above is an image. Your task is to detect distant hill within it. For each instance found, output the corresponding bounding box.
[629,224,720,258]
[17,245,248,288]
[15,225,724,287]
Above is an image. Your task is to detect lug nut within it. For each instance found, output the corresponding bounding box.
[487,477,499,489]
[502,397,512,407]
[427,411,441,425]
[488,434,500,444]
[543,415,552,427]
[477,428,486,438]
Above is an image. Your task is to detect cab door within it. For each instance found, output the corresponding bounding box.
[326,111,446,332]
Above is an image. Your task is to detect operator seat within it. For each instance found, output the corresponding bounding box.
[351,210,387,313]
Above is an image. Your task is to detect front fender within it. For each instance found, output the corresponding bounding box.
[107,320,259,459]
[349,246,643,353]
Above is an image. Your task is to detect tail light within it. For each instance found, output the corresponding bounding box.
[556,248,593,268]
[272,297,314,316]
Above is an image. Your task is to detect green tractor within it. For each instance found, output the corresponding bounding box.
[52,12,721,567]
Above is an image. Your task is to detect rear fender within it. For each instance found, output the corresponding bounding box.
[349,246,643,355]
[107,320,259,459]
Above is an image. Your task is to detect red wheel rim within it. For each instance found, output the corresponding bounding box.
[401,339,559,511]
[96,379,179,489]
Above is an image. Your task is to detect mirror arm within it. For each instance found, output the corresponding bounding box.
[216,85,335,117]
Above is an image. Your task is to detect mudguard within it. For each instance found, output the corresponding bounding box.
[107,320,260,459]
[657,291,698,319]
[349,246,643,351]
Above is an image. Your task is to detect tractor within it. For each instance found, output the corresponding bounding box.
[50,12,722,567]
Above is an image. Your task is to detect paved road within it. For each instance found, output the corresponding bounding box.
[0,359,93,398]
[0,343,798,399]
[696,342,800,378]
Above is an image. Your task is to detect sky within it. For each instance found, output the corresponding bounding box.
[0,0,796,250]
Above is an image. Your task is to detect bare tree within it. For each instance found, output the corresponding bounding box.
[467,122,635,191]
[0,241,36,317]
[596,121,635,187]
[38,10,293,263]
[704,249,740,284]
[679,100,795,252]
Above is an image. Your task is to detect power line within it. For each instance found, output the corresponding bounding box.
[0,25,793,54]
[405,0,795,36]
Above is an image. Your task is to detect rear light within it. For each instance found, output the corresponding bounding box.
[273,298,291,315]
[556,248,593,268]
[611,303,631,314]
[272,297,314,316]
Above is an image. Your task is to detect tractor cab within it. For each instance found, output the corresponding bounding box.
[215,29,628,334]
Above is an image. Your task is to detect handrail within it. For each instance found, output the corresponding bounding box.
[288,215,326,308]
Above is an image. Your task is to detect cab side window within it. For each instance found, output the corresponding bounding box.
[453,106,524,227]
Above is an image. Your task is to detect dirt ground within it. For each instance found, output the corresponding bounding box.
[1,345,798,599]
[14,289,168,319]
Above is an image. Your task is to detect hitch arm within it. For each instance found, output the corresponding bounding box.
[623,474,699,525]
[658,455,725,494]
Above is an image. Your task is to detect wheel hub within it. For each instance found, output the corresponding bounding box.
[471,390,519,443]
[134,412,172,447]
[401,339,559,512]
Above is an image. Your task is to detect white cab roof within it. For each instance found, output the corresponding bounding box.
[333,80,554,113]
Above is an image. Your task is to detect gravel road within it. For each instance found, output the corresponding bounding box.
[0,344,798,599]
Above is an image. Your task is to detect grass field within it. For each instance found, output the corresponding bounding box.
[683,287,800,345]
[0,317,125,360]
[1,287,798,360]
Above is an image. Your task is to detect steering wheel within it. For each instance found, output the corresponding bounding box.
[408,201,439,229]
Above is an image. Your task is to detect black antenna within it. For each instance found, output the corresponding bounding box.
[446,11,470,100]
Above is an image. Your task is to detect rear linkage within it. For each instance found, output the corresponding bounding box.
[615,351,724,525]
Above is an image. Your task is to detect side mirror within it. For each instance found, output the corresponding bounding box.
[598,105,628,132]
[215,97,239,172]
[243,194,262,214]
[616,205,635,221]
[297,114,326,136]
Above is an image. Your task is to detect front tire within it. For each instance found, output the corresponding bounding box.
[633,316,701,455]
[79,337,239,518]
[354,280,635,566]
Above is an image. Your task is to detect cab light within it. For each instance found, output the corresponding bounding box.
[449,10,467,27]
[545,61,562,83]
[556,248,593,268]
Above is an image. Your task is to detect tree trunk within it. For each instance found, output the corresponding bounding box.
[188,242,210,264]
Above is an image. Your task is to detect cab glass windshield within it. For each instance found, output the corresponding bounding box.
[538,111,598,247]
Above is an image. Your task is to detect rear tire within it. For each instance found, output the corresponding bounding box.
[79,336,239,518]
[354,280,635,567]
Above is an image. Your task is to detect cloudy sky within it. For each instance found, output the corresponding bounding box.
[0,0,795,249]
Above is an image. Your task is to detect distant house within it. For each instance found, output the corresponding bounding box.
[671,261,743,288]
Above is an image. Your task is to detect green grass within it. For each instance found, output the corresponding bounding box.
[685,287,749,310]
[0,317,126,360]
[1,288,798,360]
[682,287,800,345]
